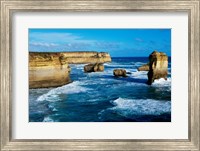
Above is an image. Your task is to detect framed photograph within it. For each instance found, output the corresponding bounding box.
[0,0,199,150]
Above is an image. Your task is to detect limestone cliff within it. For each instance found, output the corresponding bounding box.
[59,51,111,64]
[29,52,71,88]
[29,51,111,88]
[147,51,168,85]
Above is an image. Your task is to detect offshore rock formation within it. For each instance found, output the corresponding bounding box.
[147,51,168,85]
[137,63,149,71]
[84,63,104,72]
[59,52,111,64]
[29,51,111,88]
[113,69,127,77]
[29,52,71,88]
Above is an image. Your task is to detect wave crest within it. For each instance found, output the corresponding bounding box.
[36,81,90,102]
[107,97,171,117]
[43,116,54,122]
[152,78,171,87]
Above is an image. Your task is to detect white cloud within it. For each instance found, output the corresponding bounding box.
[29,32,95,44]
[29,31,123,52]
[30,42,58,47]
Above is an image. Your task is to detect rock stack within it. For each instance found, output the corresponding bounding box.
[113,69,127,77]
[147,51,168,85]
[84,63,104,72]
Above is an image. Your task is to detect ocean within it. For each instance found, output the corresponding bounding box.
[29,57,171,122]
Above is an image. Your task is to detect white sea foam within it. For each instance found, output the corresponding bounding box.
[43,116,54,122]
[104,64,134,68]
[69,64,87,71]
[107,98,171,118]
[152,78,171,87]
[124,81,147,87]
[78,78,118,86]
[134,62,146,66]
[130,71,148,79]
[36,81,91,102]
[70,64,86,68]
[48,104,58,111]
[128,69,138,72]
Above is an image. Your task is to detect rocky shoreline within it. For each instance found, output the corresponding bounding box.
[29,51,168,88]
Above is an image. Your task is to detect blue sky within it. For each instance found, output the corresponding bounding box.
[29,29,171,57]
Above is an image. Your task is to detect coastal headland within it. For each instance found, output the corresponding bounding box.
[29,51,111,88]
[59,51,111,64]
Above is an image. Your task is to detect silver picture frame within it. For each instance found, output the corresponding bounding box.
[0,0,199,150]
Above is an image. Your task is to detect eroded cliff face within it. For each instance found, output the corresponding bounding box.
[147,51,168,85]
[59,51,111,64]
[29,52,71,88]
[29,51,111,88]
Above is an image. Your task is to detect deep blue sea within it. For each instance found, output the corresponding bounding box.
[29,57,171,122]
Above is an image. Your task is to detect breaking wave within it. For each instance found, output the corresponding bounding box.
[130,71,148,79]
[43,116,54,122]
[36,81,91,102]
[99,98,171,120]
[152,78,171,87]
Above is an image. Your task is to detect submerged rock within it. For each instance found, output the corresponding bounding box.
[113,69,127,77]
[137,63,149,71]
[147,51,168,85]
[84,63,104,72]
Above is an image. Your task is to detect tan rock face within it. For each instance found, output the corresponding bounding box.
[60,52,111,64]
[29,52,71,88]
[84,63,104,72]
[147,51,168,85]
[29,51,111,88]
[113,69,127,77]
[137,63,149,71]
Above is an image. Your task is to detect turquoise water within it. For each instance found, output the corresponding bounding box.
[29,57,171,122]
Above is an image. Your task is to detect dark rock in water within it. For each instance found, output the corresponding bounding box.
[84,64,94,72]
[113,69,127,77]
[147,51,168,85]
[137,63,149,71]
[84,63,104,72]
